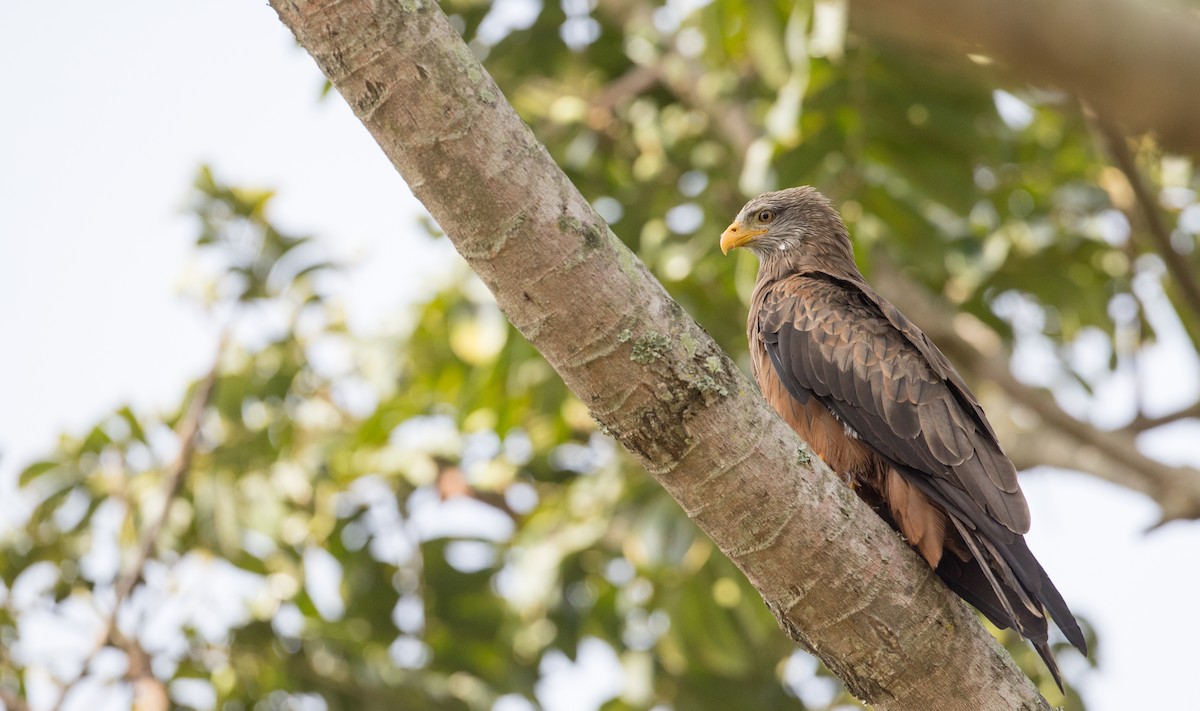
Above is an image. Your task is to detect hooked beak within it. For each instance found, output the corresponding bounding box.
[720,222,767,255]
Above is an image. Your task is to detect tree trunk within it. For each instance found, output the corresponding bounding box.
[268,1,1052,708]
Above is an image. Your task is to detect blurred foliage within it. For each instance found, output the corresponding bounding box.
[15,0,1200,708]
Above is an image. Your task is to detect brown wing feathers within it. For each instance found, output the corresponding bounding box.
[753,272,1086,688]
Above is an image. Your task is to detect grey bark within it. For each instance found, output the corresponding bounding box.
[268,1,1053,708]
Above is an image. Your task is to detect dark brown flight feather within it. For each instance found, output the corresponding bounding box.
[722,186,1086,690]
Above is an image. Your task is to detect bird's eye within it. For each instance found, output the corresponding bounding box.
[757,209,774,223]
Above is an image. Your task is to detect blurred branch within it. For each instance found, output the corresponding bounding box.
[871,263,1200,524]
[0,644,29,711]
[116,338,222,602]
[660,57,756,159]
[850,0,1200,157]
[591,0,755,159]
[592,64,661,116]
[586,54,756,160]
[50,334,224,711]
[1091,114,1200,339]
[1127,401,1200,434]
[270,1,1054,707]
[0,688,29,711]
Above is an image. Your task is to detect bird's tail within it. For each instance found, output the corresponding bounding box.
[1033,641,1065,693]
[935,513,1084,693]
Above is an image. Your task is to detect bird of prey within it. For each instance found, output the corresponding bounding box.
[721,186,1086,688]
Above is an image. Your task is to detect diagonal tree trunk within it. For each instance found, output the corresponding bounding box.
[268,1,1053,708]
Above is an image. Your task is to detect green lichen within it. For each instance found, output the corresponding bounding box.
[557,214,582,233]
[691,375,729,397]
[617,328,632,343]
[678,332,699,358]
[583,223,605,250]
[630,332,670,363]
[552,215,605,271]
[796,443,812,465]
[617,242,637,275]
[704,355,722,373]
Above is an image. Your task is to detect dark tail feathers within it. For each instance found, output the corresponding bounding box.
[935,519,1086,692]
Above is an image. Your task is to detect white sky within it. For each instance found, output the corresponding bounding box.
[1,2,1198,710]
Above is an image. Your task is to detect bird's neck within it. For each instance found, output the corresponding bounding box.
[757,240,862,284]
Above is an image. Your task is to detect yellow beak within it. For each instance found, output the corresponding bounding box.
[720,223,767,255]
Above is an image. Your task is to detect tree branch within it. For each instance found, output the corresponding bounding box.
[1127,401,1200,434]
[850,0,1200,157]
[1090,114,1200,337]
[591,64,661,117]
[0,642,29,711]
[269,1,1053,708]
[50,336,224,711]
[0,688,29,711]
[659,56,756,159]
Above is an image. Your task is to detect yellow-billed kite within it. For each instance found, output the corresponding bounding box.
[722,186,1086,688]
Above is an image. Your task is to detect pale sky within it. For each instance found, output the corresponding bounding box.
[1,2,1198,710]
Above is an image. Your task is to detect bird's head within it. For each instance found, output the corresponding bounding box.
[720,186,855,270]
